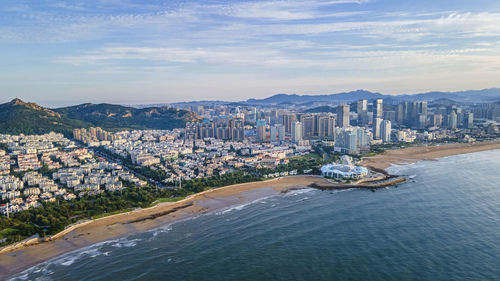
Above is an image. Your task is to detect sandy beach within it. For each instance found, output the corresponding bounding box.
[0,175,329,279]
[360,140,500,171]
[2,140,500,279]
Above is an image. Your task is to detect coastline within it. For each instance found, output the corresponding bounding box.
[359,140,500,171]
[0,175,329,279]
[2,139,500,279]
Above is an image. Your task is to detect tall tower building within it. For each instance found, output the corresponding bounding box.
[256,120,267,141]
[373,99,383,120]
[282,113,297,134]
[337,104,350,127]
[447,111,458,129]
[270,124,285,142]
[357,99,367,113]
[381,120,392,143]
[291,121,303,143]
[373,118,383,140]
[464,112,474,129]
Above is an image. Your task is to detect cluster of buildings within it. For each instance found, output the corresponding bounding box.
[97,129,313,184]
[73,127,116,146]
[0,132,146,216]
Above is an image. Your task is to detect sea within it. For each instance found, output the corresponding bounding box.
[9,149,500,281]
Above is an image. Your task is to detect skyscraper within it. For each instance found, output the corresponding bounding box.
[256,120,267,141]
[357,99,367,114]
[464,112,474,129]
[447,111,458,129]
[301,114,315,137]
[373,118,383,140]
[357,99,368,125]
[270,124,285,142]
[381,120,392,143]
[373,99,383,120]
[291,121,303,143]
[282,113,297,134]
[337,104,350,127]
[318,115,336,138]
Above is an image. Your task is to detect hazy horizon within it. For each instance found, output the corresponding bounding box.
[2,87,500,108]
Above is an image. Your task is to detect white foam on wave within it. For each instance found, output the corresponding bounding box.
[111,238,141,248]
[149,224,173,240]
[284,187,316,197]
[8,236,144,281]
[295,196,310,203]
[215,195,277,215]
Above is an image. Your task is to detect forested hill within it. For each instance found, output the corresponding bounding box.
[0,99,200,136]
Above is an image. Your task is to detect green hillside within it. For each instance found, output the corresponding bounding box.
[55,103,200,131]
[0,99,200,136]
[0,99,91,135]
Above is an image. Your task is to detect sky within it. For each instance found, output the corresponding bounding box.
[1,0,500,107]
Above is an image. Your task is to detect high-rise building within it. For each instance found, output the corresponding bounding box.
[357,99,367,114]
[282,113,297,134]
[318,115,336,138]
[373,99,383,120]
[383,111,396,123]
[357,99,368,125]
[337,104,350,127]
[418,114,427,129]
[373,118,383,140]
[430,114,443,127]
[447,111,458,129]
[89,127,97,139]
[396,103,405,125]
[270,124,285,142]
[334,127,371,154]
[381,120,392,143]
[291,121,303,143]
[73,129,81,141]
[301,114,315,138]
[464,112,474,129]
[256,120,267,142]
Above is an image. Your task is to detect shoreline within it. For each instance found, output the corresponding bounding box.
[2,139,500,279]
[359,140,500,171]
[0,175,329,279]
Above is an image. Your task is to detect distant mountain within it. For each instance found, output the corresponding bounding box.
[247,90,383,104]
[246,88,500,105]
[304,106,337,113]
[0,99,200,136]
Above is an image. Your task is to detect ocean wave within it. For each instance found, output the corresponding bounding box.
[215,195,277,215]
[149,224,173,239]
[111,238,142,248]
[7,236,144,281]
[295,196,310,203]
[284,187,316,197]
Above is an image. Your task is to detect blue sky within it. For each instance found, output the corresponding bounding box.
[1,0,500,106]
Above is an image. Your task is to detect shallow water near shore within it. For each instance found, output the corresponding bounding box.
[9,149,500,281]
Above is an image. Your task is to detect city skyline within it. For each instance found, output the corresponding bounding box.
[2,0,500,106]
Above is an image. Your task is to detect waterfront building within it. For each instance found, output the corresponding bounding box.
[320,155,368,179]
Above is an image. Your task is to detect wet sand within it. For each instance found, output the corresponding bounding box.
[360,140,500,171]
[0,175,329,279]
